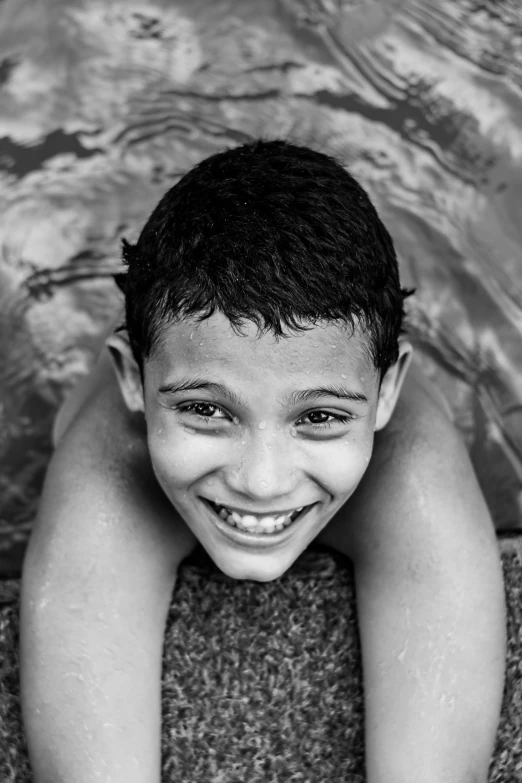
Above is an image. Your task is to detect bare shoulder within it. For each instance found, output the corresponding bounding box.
[393,358,456,436]
[26,358,195,595]
[52,303,126,446]
[375,359,490,528]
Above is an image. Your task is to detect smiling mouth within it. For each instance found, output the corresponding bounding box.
[204,499,310,535]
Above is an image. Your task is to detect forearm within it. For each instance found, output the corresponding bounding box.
[20,381,192,782]
[354,546,505,783]
[21,551,176,783]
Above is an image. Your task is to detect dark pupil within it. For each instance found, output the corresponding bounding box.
[308,411,328,424]
[195,403,215,417]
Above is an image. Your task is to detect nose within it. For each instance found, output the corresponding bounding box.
[226,430,298,502]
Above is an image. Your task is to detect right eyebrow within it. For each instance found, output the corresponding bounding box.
[158,379,247,408]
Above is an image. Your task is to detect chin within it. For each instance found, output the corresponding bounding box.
[210,550,298,583]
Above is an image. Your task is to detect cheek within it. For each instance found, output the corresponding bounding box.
[315,437,373,495]
[147,421,225,489]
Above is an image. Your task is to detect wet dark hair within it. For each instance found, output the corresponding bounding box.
[117,137,414,380]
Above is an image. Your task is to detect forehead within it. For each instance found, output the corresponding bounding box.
[147,312,375,386]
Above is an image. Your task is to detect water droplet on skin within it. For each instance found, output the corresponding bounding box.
[258,420,267,430]
[341,374,347,379]
[290,426,297,437]
[199,342,204,346]
[157,428,163,435]
[232,416,240,424]
[330,344,337,348]
[397,639,408,663]
[260,480,268,488]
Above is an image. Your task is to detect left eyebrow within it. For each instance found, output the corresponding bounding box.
[283,385,369,406]
[158,378,368,407]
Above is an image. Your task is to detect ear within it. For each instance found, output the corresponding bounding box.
[105,332,145,414]
[374,340,413,432]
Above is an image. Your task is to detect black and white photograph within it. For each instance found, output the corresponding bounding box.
[0,1,521,781]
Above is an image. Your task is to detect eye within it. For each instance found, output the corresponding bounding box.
[298,410,354,429]
[179,402,228,421]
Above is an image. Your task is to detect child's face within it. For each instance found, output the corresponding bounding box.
[112,311,411,582]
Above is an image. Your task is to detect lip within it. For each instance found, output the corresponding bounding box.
[202,498,314,549]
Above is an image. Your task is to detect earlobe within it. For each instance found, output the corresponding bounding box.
[105,333,145,414]
[374,341,413,432]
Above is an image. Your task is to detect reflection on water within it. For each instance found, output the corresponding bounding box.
[0,0,521,576]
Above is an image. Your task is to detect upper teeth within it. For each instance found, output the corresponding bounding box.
[214,503,304,531]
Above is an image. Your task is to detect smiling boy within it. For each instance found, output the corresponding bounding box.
[20,139,506,783]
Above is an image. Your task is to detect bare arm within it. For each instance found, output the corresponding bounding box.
[20,347,197,783]
[318,362,506,783]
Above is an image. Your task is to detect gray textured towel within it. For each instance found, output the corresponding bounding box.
[1,539,521,782]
